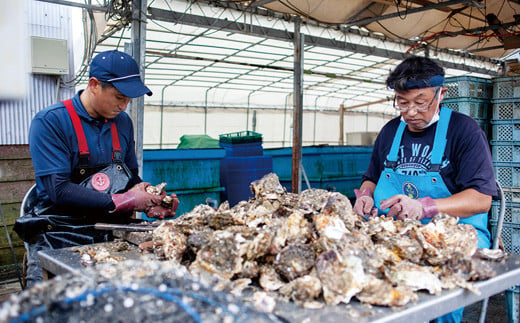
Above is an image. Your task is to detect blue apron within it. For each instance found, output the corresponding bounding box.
[373,107,490,249]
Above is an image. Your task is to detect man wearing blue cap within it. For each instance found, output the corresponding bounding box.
[15,50,179,287]
[353,56,496,323]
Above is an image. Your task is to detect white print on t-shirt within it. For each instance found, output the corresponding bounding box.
[395,143,450,176]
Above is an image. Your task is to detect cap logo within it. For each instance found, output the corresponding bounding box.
[91,172,111,191]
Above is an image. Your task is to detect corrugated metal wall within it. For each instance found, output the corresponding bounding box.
[0,0,75,145]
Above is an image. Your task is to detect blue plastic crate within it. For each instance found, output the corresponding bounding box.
[505,285,520,323]
[491,201,520,223]
[220,155,273,206]
[219,141,263,157]
[442,98,490,119]
[142,149,225,191]
[444,76,492,99]
[490,220,520,255]
[493,98,520,120]
[493,76,520,100]
[492,120,520,142]
[219,131,262,144]
[502,187,520,204]
[491,141,520,163]
[479,121,490,138]
[494,162,520,187]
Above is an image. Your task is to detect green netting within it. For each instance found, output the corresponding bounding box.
[177,135,220,149]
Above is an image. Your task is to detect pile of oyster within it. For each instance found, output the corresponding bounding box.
[150,173,504,309]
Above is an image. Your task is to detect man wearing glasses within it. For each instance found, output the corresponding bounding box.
[353,56,496,322]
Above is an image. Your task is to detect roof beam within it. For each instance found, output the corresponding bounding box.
[429,20,520,39]
[347,0,474,26]
[249,0,278,8]
[407,0,456,12]
[148,7,500,75]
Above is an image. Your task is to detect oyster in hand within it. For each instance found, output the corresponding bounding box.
[146,182,177,209]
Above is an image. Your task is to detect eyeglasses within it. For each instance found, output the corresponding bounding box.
[393,88,441,112]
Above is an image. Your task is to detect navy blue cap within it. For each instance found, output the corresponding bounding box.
[89,50,152,98]
[388,74,445,90]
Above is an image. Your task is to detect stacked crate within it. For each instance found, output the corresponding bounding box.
[490,76,520,252]
[442,76,493,136]
[490,75,520,323]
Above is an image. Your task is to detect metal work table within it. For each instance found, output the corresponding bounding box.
[38,243,142,277]
[38,246,520,323]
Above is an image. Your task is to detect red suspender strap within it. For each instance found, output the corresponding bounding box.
[62,99,89,158]
[110,123,122,159]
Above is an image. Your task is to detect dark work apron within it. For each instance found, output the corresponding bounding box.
[14,99,137,248]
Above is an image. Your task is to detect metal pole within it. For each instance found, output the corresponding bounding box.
[366,104,369,132]
[247,91,253,131]
[128,0,147,174]
[313,97,318,145]
[339,104,344,145]
[282,93,291,148]
[204,88,210,135]
[292,17,303,194]
[160,87,167,149]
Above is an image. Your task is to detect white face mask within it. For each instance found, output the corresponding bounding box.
[400,88,441,129]
[419,109,440,129]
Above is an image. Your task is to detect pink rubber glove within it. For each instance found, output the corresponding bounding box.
[128,182,151,192]
[146,193,180,219]
[380,195,438,221]
[111,190,163,213]
[353,188,378,218]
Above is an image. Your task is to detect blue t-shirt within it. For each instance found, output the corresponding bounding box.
[29,91,139,208]
[363,109,497,197]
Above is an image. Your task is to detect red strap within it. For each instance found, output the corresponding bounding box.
[62,100,89,157]
[111,123,122,156]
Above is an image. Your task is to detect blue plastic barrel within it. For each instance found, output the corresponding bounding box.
[220,155,273,206]
[219,141,263,157]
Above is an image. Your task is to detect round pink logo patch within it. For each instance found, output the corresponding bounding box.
[91,172,110,191]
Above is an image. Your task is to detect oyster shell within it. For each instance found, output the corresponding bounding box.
[316,250,366,305]
[189,230,242,280]
[385,261,443,295]
[415,214,478,265]
[278,275,322,302]
[357,276,418,306]
[152,221,187,262]
[259,265,285,291]
[274,243,316,281]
